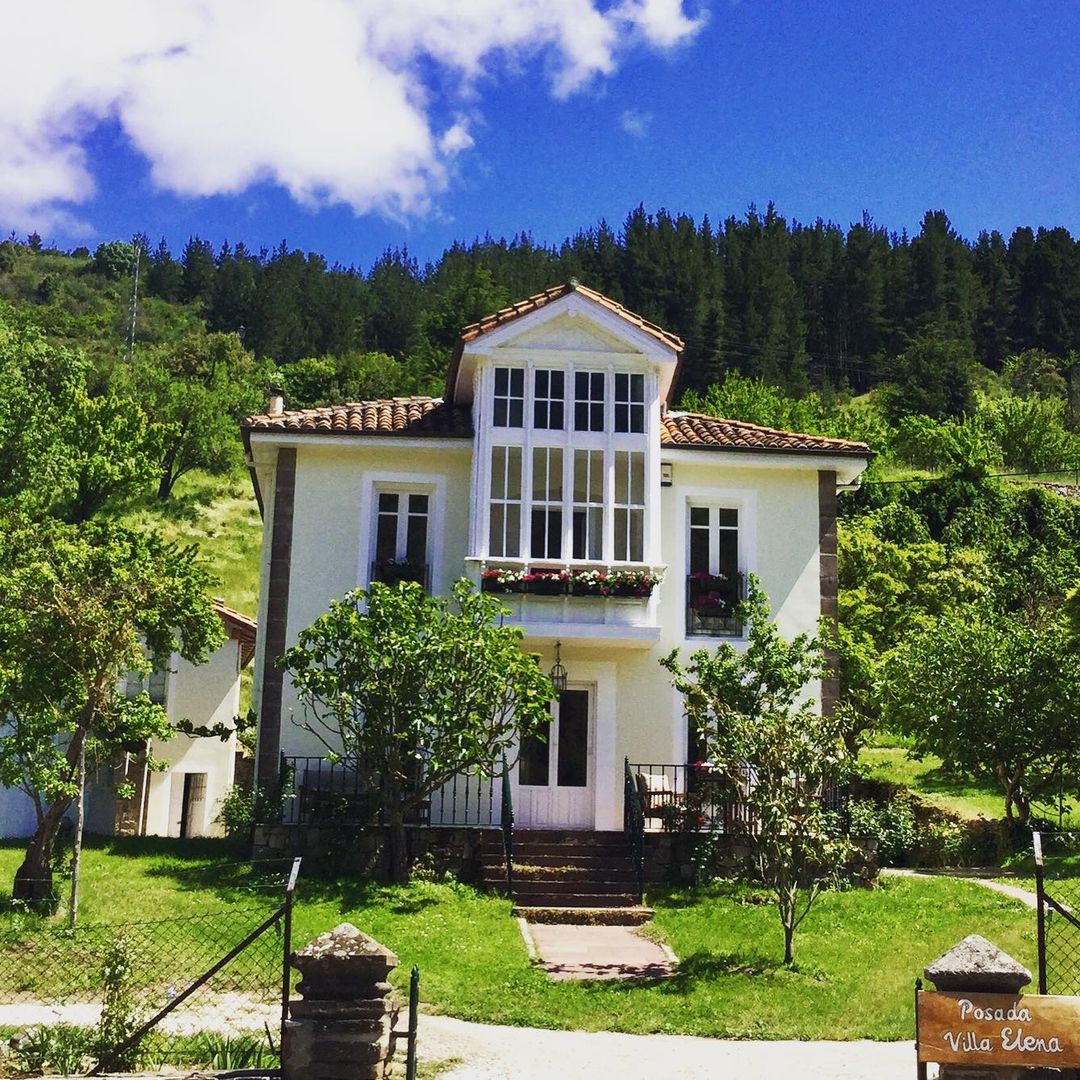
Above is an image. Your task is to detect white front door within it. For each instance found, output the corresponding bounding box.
[516,686,594,828]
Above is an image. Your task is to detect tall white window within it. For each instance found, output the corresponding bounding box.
[614,373,645,434]
[530,447,564,559]
[489,446,522,557]
[494,367,524,428]
[574,371,605,432]
[688,506,739,577]
[572,450,604,560]
[533,369,565,430]
[613,451,645,561]
[374,492,429,565]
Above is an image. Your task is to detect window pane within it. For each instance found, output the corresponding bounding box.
[719,529,739,577]
[505,505,520,556]
[550,400,564,429]
[494,399,508,427]
[148,664,168,707]
[615,402,628,431]
[614,508,627,560]
[489,505,505,556]
[690,526,709,574]
[557,690,588,787]
[495,368,508,394]
[520,721,550,786]
[510,368,524,395]
[628,508,644,562]
[690,507,709,527]
[630,403,644,433]
[614,453,628,504]
[375,513,397,561]
[406,514,427,565]
[719,508,738,528]
[507,447,521,499]
[508,399,523,427]
[574,401,589,430]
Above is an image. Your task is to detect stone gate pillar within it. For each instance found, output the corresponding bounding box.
[924,934,1036,1080]
[283,923,400,1080]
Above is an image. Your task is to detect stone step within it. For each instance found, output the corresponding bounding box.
[485,830,629,847]
[498,843,631,860]
[511,891,641,907]
[482,851,634,869]
[510,877,638,897]
[513,905,654,926]
[483,865,639,884]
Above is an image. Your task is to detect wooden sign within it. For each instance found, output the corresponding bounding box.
[917,990,1080,1068]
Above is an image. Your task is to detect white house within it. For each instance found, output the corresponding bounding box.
[243,283,870,834]
[0,602,256,840]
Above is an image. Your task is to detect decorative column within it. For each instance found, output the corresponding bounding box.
[923,934,1034,1080]
[283,923,400,1080]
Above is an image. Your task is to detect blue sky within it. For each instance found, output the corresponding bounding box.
[4,1,1080,268]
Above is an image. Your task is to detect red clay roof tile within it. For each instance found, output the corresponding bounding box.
[243,397,473,438]
[661,412,870,456]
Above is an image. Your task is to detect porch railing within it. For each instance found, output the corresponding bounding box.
[278,756,503,827]
[685,571,745,636]
[627,761,848,834]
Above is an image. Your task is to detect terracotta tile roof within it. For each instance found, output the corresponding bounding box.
[661,412,871,457]
[213,601,257,668]
[445,281,684,402]
[243,397,473,438]
[459,281,685,352]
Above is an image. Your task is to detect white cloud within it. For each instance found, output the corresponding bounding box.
[0,0,705,234]
[621,109,653,140]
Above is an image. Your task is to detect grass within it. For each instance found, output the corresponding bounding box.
[121,468,263,616]
[0,837,1040,1041]
[859,745,1007,820]
[861,733,1080,826]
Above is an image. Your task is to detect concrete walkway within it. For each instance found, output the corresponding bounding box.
[521,920,676,980]
[882,867,1039,910]
[417,1014,924,1079]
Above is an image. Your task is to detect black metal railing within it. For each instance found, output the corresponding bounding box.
[627,761,848,835]
[279,756,502,827]
[623,757,645,901]
[685,571,745,636]
[501,753,514,894]
[370,560,430,589]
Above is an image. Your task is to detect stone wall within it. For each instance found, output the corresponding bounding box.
[253,822,489,882]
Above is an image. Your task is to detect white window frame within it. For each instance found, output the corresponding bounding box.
[373,490,431,565]
[533,368,565,430]
[493,366,525,428]
[614,372,645,434]
[573,370,606,432]
[488,445,523,558]
[359,472,445,591]
[613,450,646,562]
[529,446,564,560]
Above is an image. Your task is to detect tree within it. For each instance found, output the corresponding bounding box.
[118,331,270,498]
[661,578,855,966]
[0,517,222,903]
[282,579,553,881]
[877,607,1080,823]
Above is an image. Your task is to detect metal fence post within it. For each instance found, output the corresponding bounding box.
[1034,831,1048,994]
[281,856,302,1049]
[406,964,420,1080]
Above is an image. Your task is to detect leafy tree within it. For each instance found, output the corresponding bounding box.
[278,350,404,408]
[118,331,270,499]
[91,242,136,280]
[882,336,976,421]
[836,508,991,736]
[877,607,1080,823]
[282,579,554,881]
[661,578,855,966]
[0,517,222,902]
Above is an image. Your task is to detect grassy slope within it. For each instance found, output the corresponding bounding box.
[0,838,1036,1041]
[121,469,263,617]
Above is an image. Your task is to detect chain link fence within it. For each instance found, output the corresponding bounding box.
[1034,831,1080,995]
[0,860,293,1075]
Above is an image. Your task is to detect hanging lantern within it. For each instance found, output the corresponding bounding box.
[549,640,568,692]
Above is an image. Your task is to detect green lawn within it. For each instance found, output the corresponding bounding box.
[859,746,1007,820]
[0,837,1039,1041]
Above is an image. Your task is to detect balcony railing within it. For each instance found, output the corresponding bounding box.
[686,571,744,636]
[277,756,502,827]
[369,560,429,589]
[627,761,849,834]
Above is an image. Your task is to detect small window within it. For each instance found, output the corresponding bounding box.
[375,492,429,564]
[574,371,605,432]
[614,373,645,434]
[533,370,565,430]
[494,367,524,428]
[125,655,168,707]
